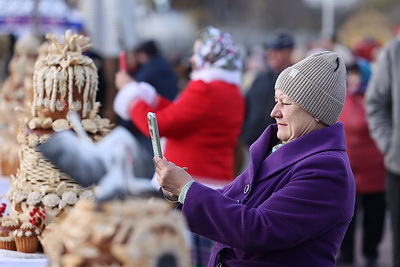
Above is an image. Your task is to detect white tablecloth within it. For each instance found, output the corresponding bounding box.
[0,258,48,267]
[0,249,48,267]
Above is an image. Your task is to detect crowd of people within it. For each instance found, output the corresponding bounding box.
[0,24,398,267]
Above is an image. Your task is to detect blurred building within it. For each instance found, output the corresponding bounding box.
[77,0,196,59]
[0,0,84,38]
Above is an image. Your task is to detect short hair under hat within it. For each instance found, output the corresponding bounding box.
[275,51,346,126]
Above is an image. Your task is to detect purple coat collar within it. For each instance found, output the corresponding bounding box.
[247,123,347,182]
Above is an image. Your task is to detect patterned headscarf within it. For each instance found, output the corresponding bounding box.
[191,26,242,71]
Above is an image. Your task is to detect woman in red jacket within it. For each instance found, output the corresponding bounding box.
[114,26,245,266]
[338,59,386,266]
[114,26,244,185]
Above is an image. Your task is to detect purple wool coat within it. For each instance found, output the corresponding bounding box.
[182,123,356,267]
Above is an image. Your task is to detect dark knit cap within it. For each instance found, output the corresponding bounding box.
[265,32,295,50]
[135,40,159,56]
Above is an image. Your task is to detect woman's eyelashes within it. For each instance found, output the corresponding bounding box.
[274,97,293,105]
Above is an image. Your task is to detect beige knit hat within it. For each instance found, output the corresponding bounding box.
[275,51,346,125]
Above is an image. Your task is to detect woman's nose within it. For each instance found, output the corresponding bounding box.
[270,103,281,118]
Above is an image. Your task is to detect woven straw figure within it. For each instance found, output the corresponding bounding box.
[3,30,113,249]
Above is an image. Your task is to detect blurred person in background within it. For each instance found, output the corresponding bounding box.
[241,45,266,95]
[320,33,354,66]
[353,37,382,71]
[154,51,355,267]
[337,59,386,267]
[117,40,180,178]
[133,40,179,101]
[365,35,400,267]
[114,26,245,266]
[241,31,295,148]
[234,44,265,175]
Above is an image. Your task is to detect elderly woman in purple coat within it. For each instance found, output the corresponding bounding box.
[155,51,356,267]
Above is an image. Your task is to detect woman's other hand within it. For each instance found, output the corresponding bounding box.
[154,156,193,196]
[115,71,134,90]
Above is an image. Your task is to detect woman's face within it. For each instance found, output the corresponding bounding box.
[270,89,323,141]
[190,39,201,70]
[347,71,361,94]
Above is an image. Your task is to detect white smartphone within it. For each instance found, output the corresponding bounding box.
[147,112,163,158]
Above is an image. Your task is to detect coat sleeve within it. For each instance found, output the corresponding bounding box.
[365,42,395,154]
[182,154,353,253]
[130,80,212,138]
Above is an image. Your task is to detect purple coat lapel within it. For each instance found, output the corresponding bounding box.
[248,123,347,183]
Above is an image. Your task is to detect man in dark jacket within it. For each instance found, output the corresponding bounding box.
[134,40,178,101]
[241,32,295,147]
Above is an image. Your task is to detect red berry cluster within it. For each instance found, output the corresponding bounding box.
[0,203,6,217]
[28,207,46,227]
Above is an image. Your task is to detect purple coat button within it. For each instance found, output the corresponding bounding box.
[244,184,250,194]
